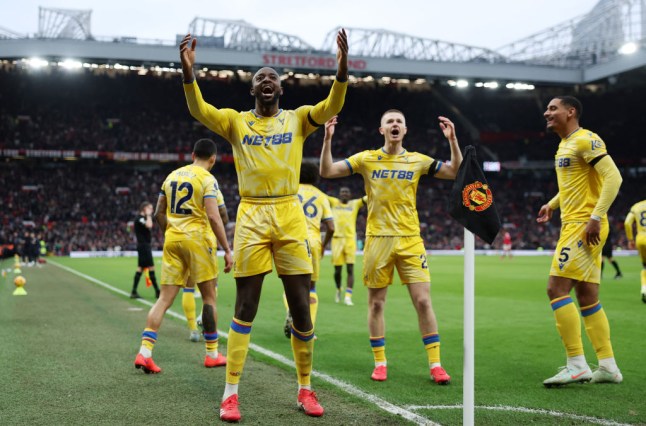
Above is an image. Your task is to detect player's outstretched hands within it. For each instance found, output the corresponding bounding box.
[179,34,197,80]
[536,204,553,223]
[223,251,233,273]
[324,116,338,141]
[438,116,457,143]
[336,28,348,79]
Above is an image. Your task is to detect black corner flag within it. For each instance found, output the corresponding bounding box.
[448,145,501,245]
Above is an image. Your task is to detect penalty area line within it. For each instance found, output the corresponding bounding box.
[50,260,437,426]
[405,405,631,426]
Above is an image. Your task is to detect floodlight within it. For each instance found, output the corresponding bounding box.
[618,42,638,55]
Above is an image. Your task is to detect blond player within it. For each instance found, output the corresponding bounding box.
[624,199,646,303]
[537,96,623,387]
[320,112,462,385]
[134,139,233,374]
[180,29,348,421]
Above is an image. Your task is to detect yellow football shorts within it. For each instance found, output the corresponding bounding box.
[161,237,218,285]
[549,221,609,284]
[332,237,356,266]
[233,196,313,278]
[363,235,430,288]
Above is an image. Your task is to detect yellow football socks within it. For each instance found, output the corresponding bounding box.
[291,326,315,387]
[182,288,198,331]
[225,318,252,385]
[422,333,441,364]
[581,301,614,360]
[550,296,584,357]
[370,336,386,364]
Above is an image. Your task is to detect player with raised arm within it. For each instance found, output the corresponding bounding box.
[320,112,462,384]
[180,29,348,421]
[624,199,646,303]
[537,96,623,387]
[327,187,366,305]
[134,138,233,374]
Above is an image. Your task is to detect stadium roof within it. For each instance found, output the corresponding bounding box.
[0,0,644,84]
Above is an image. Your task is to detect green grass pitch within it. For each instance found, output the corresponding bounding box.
[1,254,644,425]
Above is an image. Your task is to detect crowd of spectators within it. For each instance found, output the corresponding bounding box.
[1,160,640,255]
[0,65,643,255]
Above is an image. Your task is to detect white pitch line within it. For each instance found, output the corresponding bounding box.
[405,405,632,426]
[50,260,437,426]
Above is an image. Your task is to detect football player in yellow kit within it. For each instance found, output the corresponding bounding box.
[537,96,623,387]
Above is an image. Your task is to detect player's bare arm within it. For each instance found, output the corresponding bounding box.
[219,205,229,225]
[205,197,233,272]
[154,195,168,233]
[320,116,351,178]
[179,34,197,83]
[321,220,335,257]
[336,28,349,81]
[434,116,463,179]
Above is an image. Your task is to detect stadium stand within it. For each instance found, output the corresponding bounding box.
[0,64,643,253]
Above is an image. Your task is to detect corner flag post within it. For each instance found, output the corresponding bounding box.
[463,229,475,426]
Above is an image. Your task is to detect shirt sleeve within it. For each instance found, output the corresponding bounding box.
[301,80,348,136]
[420,153,435,175]
[624,210,635,240]
[183,80,237,140]
[346,152,364,175]
[203,175,218,199]
[576,133,608,164]
[321,195,333,221]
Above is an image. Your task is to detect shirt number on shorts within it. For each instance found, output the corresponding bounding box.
[558,247,571,263]
[169,181,193,215]
[420,254,428,269]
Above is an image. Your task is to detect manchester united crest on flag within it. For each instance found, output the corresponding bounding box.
[461,181,493,212]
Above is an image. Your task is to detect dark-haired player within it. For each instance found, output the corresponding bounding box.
[134,139,233,374]
[537,96,623,386]
[180,28,348,421]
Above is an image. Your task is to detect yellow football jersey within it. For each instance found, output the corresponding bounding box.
[346,148,440,236]
[160,165,218,242]
[298,184,333,243]
[328,196,365,238]
[626,200,646,237]
[553,128,609,223]
[184,80,347,197]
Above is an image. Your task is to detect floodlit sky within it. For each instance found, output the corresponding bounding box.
[2,0,599,50]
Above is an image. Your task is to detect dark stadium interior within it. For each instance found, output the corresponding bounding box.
[1,64,643,253]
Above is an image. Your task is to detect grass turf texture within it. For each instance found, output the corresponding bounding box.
[1,254,644,425]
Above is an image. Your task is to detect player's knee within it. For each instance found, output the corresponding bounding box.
[369,298,386,314]
[413,296,432,314]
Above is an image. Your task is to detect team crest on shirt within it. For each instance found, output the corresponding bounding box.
[461,181,493,212]
[378,155,383,160]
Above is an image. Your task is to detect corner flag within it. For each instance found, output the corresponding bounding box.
[448,145,501,244]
